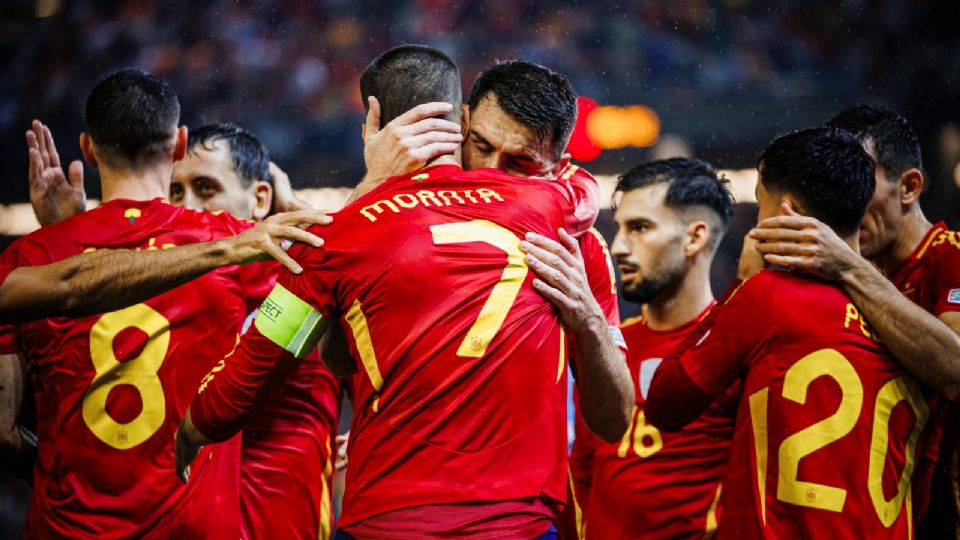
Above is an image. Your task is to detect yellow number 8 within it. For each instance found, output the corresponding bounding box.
[82,303,170,450]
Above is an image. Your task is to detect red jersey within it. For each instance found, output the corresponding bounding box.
[889,222,960,538]
[659,269,937,539]
[554,164,601,236]
[0,198,267,539]
[240,346,341,539]
[189,164,581,536]
[575,303,738,540]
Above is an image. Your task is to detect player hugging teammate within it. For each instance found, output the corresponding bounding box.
[2,41,959,540]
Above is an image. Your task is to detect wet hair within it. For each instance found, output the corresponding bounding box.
[85,68,180,168]
[616,158,735,249]
[827,105,922,181]
[188,123,271,187]
[757,127,875,237]
[360,44,461,128]
[467,60,577,157]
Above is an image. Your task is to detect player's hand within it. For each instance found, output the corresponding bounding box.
[359,97,462,191]
[224,210,332,273]
[335,432,349,470]
[269,162,312,213]
[174,410,206,484]
[737,233,765,280]
[26,120,86,226]
[521,229,605,330]
[749,201,860,280]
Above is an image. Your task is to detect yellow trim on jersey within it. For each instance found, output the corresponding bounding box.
[620,314,647,329]
[318,437,333,540]
[345,300,384,413]
[915,224,945,260]
[556,325,567,383]
[560,164,580,181]
[749,388,769,525]
[567,464,585,540]
[586,228,617,295]
[704,483,722,538]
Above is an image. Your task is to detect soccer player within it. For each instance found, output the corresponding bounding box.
[171,122,342,539]
[646,127,938,539]
[749,105,960,536]
[0,68,280,538]
[570,158,736,540]
[177,44,632,539]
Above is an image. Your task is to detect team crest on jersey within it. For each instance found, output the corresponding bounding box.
[638,358,663,399]
[948,288,960,305]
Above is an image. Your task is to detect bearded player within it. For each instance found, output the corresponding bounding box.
[570,158,736,539]
[750,106,960,536]
[0,69,283,538]
[177,44,632,539]
[647,127,939,539]
[171,122,341,539]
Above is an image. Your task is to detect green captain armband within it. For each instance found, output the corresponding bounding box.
[254,284,326,358]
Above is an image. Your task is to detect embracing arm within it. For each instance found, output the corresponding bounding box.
[0,352,33,479]
[752,206,960,400]
[0,210,329,324]
[522,229,633,443]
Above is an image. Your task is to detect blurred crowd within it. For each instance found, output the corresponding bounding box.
[3,0,959,194]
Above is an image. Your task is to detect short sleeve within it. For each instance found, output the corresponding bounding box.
[555,165,601,236]
[675,276,772,397]
[932,243,960,316]
[579,230,624,354]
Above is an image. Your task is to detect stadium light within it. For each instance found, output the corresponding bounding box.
[568,96,661,162]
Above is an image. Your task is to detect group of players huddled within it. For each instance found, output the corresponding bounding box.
[0,42,957,540]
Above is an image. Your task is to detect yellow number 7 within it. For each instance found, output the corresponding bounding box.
[431,219,529,358]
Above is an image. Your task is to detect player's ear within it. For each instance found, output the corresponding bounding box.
[898,168,924,205]
[684,220,710,258]
[79,133,98,168]
[251,181,273,221]
[780,194,806,217]
[360,123,366,141]
[460,104,470,138]
[172,126,188,162]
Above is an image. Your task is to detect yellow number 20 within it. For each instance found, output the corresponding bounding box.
[749,348,928,527]
[82,303,170,450]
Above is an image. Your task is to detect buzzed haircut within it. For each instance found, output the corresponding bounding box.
[758,127,875,237]
[188,123,272,188]
[360,44,461,128]
[826,105,922,181]
[85,68,180,168]
[616,158,735,249]
[467,60,578,158]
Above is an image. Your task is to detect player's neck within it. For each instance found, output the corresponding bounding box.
[424,149,462,169]
[643,266,714,332]
[871,206,933,275]
[99,165,172,203]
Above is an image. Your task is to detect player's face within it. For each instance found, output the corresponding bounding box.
[857,140,902,259]
[463,95,561,178]
[611,185,688,304]
[170,140,257,220]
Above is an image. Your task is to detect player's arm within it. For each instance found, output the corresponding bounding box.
[0,352,33,479]
[0,210,330,325]
[751,205,960,401]
[646,279,762,432]
[522,229,633,443]
[348,97,463,203]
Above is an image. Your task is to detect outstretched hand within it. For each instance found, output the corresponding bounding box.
[26,120,86,226]
[225,210,333,273]
[749,201,860,280]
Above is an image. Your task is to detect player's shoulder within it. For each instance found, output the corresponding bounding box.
[922,223,960,264]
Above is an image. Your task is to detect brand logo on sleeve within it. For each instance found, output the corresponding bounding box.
[948,289,960,305]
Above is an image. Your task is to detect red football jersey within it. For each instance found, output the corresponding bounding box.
[239,347,341,539]
[0,198,267,538]
[554,164,601,236]
[665,269,937,539]
[189,164,580,535]
[889,221,960,537]
[575,303,738,540]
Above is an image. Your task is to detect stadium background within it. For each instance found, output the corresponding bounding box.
[2,0,960,534]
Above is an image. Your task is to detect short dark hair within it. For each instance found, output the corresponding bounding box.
[467,60,577,158]
[360,44,461,128]
[85,68,180,168]
[188,123,271,187]
[758,127,875,237]
[826,105,922,181]
[616,158,735,248]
